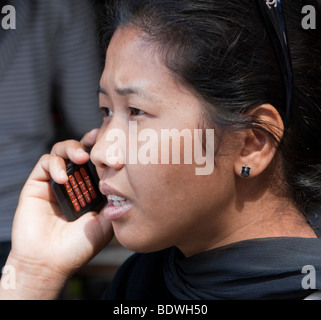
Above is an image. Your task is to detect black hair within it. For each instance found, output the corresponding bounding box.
[101,0,321,221]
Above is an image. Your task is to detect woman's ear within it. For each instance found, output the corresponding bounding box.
[234,104,284,178]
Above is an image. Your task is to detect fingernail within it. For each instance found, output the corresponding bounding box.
[90,128,99,135]
[59,170,67,180]
[76,148,87,155]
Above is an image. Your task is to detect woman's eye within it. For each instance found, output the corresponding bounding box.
[129,107,145,116]
[100,107,114,117]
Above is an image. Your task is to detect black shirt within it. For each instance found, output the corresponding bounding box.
[103,249,176,300]
[103,237,321,300]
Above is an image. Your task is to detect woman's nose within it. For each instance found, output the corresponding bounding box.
[90,125,126,171]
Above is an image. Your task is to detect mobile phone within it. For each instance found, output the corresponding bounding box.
[51,161,107,221]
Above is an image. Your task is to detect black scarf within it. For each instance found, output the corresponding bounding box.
[164,237,321,300]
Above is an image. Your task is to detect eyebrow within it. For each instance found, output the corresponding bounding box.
[98,85,160,103]
[97,86,108,95]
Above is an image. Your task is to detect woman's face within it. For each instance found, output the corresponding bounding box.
[91,27,236,256]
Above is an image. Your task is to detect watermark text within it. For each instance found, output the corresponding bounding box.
[105,121,215,176]
[302,265,316,290]
[1,5,16,30]
[1,265,16,290]
[302,5,317,30]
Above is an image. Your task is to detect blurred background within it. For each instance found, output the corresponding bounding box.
[0,0,132,299]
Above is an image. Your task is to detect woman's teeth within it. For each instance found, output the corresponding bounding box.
[107,195,130,207]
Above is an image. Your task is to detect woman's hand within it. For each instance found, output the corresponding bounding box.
[0,129,114,299]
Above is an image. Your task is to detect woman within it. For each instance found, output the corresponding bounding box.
[1,0,321,299]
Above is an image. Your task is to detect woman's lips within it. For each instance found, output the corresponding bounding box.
[99,183,133,221]
[101,200,133,221]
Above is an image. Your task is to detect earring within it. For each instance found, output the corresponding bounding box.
[241,166,251,178]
